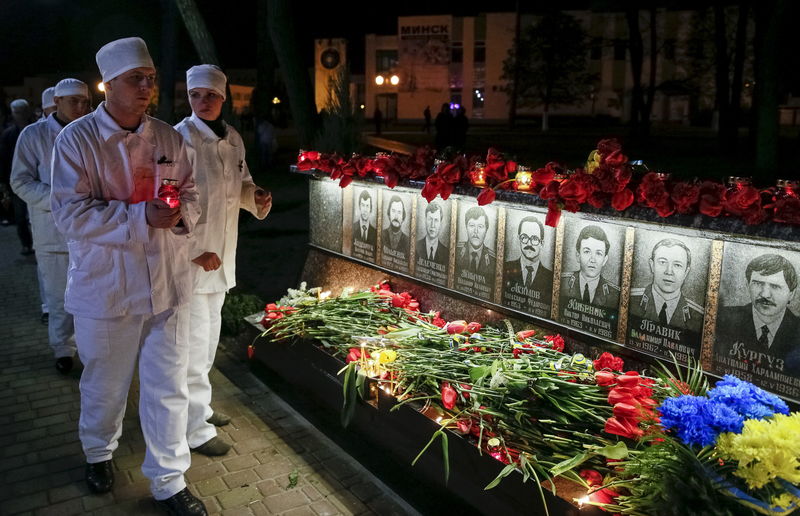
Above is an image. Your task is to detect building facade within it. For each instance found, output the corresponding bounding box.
[364,9,754,124]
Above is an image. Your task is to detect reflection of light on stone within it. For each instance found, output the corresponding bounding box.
[577,495,590,508]
[435,416,442,423]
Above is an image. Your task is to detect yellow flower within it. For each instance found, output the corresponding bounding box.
[770,492,800,510]
[586,150,601,174]
[380,349,397,363]
[717,413,800,490]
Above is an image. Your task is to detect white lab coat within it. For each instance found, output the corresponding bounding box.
[10,114,66,252]
[10,114,75,358]
[51,102,200,318]
[175,113,269,294]
[50,102,200,500]
[175,114,269,448]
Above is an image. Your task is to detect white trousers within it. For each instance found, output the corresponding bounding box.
[74,307,191,500]
[38,251,75,358]
[36,261,48,313]
[186,291,226,448]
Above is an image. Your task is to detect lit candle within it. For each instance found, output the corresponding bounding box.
[470,162,487,187]
[515,165,533,191]
[776,179,799,199]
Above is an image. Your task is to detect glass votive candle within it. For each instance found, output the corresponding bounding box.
[470,162,487,187]
[515,165,533,191]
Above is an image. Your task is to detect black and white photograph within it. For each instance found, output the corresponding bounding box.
[557,219,625,340]
[379,190,413,272]
[626,231,710,362]
[453,201,498,301]
[501,208,555,318]
[713,243,800,398]
[414,198,450,286]
[351,186,378,263]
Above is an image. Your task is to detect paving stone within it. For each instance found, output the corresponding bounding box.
[311,499,342,516]
[255,478,283,498]
[35,497,84,516]
[263,489,310,513]
[0,492,49,514]
[81,493,116,512]
[327,490,369,516]
[194,476,228,497]
[48,482,87,503]
[283,506,319,516]
[222,453,260,472]
[222,468,261,489]
[216,485,262,510]
[185,461,227,483]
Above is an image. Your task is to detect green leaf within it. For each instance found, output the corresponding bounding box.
[484,463,517,490]
[469,366,491,383]
[287,469,299,489]
[412,430,442,466]
[340,362,358,428]
[441,432,450,485]
[550,452,589,476]
[595,442,629,460]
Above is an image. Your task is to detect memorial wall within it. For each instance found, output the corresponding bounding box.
[308,176,800,402]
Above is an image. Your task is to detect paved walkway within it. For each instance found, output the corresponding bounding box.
[0,224,418,516]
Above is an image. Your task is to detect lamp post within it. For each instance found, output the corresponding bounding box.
[374,73,399,132]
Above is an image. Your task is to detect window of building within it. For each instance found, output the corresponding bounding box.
[472,88,485,108]
[613,39,627,61]
[451,43,463,64]
[376,50,398,73]
[590,38,602,60]
[664,39,676,60]
[474,41,486,63]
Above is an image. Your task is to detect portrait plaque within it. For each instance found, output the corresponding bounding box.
[712,243,800,399]
[414,197,451,286]
[501,208,555,319]
[309,179,342,253]
[557,218,625,340]
[453,201,498,301]
[350,186,378,263]
[378,190,413,273]
[626,230,711,363]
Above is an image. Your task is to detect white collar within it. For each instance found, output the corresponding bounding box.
[96,102,148,142]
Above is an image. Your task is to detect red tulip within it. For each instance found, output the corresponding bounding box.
[604,416,642,439]
[612,402,639,419]
[595,370,617,387]
[446,320,468,334]
[616,372,640,388]
[467,322,482,334]
[441,382,457,409]
[579,469,604,487]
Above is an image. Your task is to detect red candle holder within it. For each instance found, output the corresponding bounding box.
[158,179,180,208]
[470,162,487,187]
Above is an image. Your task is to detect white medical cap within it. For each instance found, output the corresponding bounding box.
[186,64,227,100]
[55,78,89,98]
[95,37,155,82]
[41,87,56,109]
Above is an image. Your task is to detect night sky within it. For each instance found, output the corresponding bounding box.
[1,0,798,94]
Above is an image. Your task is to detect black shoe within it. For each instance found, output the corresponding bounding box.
[86,460,114,494]
[157,488,207,515]
[40,312,49,325]
[21,246,34,256]
[56,357,73,375]
[191,436,231,456]
[206,412,231,427]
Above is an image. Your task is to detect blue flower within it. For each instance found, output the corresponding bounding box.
[707,375,789,420]
[659,395,745,447]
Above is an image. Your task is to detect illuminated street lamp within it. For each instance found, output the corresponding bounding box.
[389,75,399,86]
[272,96,281,104]
[97,82,105,93]
[375,75,385,86]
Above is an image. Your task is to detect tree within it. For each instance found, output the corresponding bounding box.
[502,11,596,131]
[267,0,320,147]
[713,3,751,148]
[313,68,362,156]
[626,6,658,137]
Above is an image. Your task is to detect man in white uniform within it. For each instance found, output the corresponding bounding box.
[35,86,56,324]
[11,78,89,374]
[50,37,206,515]
[175,64,271,457]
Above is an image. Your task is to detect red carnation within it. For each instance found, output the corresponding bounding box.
[543,334,565,352]
[611,188,634,211]
[773,197,800,224]
[476,187,496,206]
[671,182,700,214]
[579,469,604,487]
[597,138,622,157]
[532,162,559,186]
[593,352,624,371]
[603,149,628,167]
[724,185,761,216]
[545,200,562,227]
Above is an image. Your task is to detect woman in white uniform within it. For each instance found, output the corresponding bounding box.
[175,64,271,457]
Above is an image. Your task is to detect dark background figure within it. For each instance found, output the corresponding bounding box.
[0,99,35,253]
[453,106,469,151]
[373,106,383,136]
[434,103,452,150]
[422,105,431,133]
[256,117,277,170]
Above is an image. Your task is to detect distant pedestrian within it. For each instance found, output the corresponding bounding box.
[423,105,431,133]
[0,99,36,254]
[373,106,383,135]
[41,87,56,118]
[434,102,452,150]
[11,78,89,374]
[453,106,469,151]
